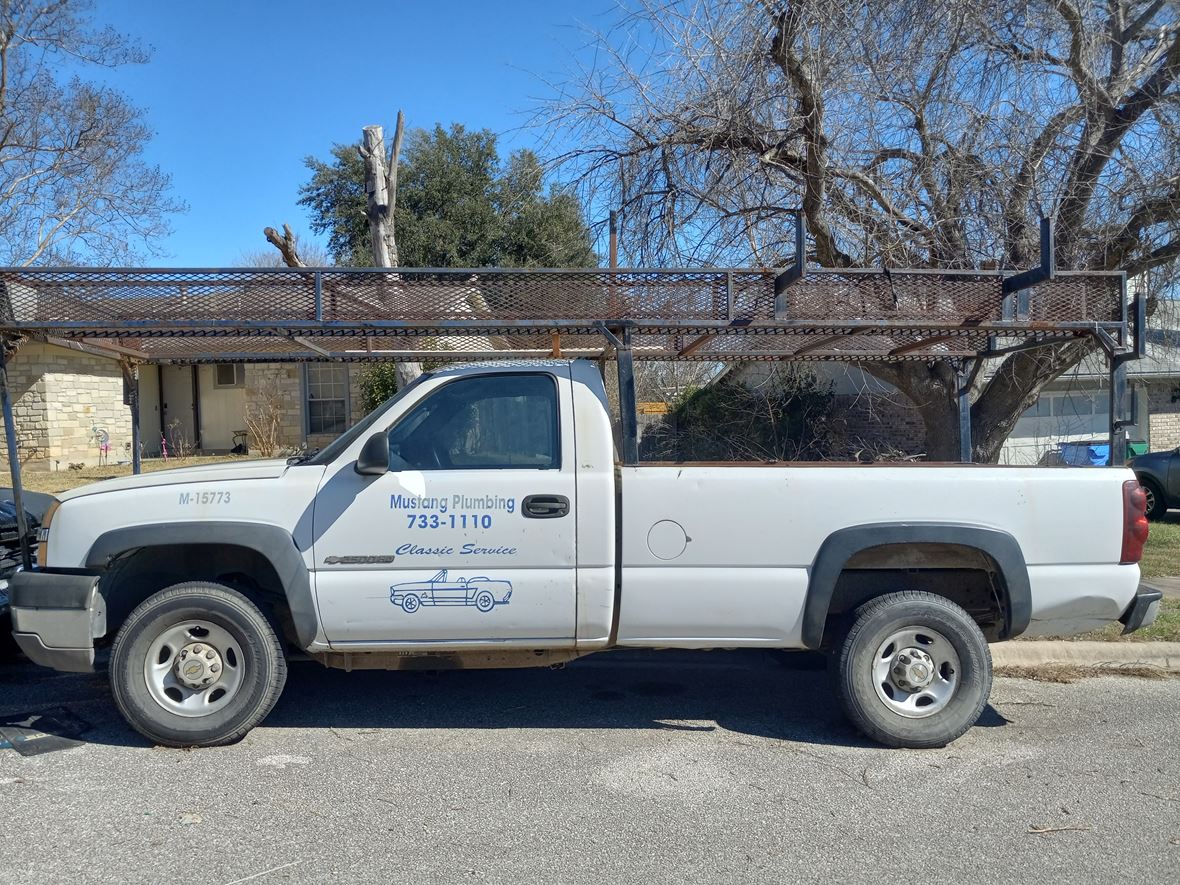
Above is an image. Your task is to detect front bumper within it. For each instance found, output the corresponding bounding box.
[9,569,104,672]
[1120,582,1164,635]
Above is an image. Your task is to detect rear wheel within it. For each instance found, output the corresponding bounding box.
[110,582,286,747]
[474,590,495,613]
[1140,479,1168,520]
[834,591,991,749]
[0,614,19,662]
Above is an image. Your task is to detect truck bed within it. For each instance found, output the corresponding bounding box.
[616,464,1139,646]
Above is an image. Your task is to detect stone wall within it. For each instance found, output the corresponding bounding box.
[244,363,304,455]
[243,363,369,454]
[1,341,51,465]
[2,352,428,470]
[0,341,132,469]
[1146,380,1180,450]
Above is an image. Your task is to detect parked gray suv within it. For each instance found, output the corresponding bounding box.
[1131,447,1180,519]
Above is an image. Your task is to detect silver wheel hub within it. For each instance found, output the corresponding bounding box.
[890,647,935,692]
[143,620,245,718]
[872,627,961,719]
[174,642,224,690]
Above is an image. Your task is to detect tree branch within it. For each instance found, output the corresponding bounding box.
[765,2,852,266]
[263,223,305,267]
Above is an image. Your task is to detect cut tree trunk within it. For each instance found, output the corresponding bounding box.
[863,337,1097,463]
[360,125,393,268]
[358,113,420,386]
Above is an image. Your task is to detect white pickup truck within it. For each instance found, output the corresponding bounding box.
[8,360,1161,749]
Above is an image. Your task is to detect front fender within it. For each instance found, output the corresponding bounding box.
[86,521,317,648]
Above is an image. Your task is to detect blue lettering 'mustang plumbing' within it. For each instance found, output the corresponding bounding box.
[390,494,515,514]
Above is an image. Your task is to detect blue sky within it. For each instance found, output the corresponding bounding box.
[95,0,612,266]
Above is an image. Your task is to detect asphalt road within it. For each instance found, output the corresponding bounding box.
[1,650,1178,884]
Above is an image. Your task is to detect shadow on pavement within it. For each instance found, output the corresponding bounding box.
[0,648,1010,751]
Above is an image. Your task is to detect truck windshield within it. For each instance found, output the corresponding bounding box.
[301,372,434,466]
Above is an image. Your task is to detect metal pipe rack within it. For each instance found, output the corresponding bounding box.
[0,219,1145,570]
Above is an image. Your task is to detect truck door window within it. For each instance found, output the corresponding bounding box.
[387,374,560,470]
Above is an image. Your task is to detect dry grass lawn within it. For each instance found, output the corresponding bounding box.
[1141,511,1180,579]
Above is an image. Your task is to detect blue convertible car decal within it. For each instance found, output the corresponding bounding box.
[389,569,512,614]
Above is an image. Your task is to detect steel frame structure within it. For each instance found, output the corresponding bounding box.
[0,217,1145,571]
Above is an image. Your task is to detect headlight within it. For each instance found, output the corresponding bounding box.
[36,500,59,565]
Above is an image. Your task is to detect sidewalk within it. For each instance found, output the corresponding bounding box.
[994,641,1180,671]
[1144,576,1180,598]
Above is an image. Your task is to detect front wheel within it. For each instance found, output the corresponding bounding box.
[834,591,991,749]
[110,582,287,747]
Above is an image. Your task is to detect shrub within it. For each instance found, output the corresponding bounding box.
[640,370,838,462]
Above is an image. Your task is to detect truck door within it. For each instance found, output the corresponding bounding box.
[312,368,578,647]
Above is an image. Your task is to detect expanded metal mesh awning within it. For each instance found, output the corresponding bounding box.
[0,265,1129,363]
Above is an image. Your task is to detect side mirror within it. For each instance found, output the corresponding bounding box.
[355,432,390,476]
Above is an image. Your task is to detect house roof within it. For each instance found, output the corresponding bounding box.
[1069,327,1180,380]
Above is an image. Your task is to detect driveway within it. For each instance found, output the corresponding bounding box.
[1,650,1177,884]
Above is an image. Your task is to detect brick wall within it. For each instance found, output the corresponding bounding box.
[1146,380,1180,450]
[832,392,927,459]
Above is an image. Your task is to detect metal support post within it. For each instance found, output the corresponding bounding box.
[615,326,639,466]
[609,211,618,270]
[1109,356,1129,465]
[0,339,33,570]
[1002,217,1056,320]
[129,363,142,474]
[774,210,806,318]
[956,362,973,464]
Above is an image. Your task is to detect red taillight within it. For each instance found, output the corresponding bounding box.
[1121,479,1150,564]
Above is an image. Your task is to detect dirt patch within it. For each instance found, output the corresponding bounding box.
[996,664,1177,683]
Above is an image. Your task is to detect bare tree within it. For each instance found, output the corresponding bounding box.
[0,0,183,265]
[241,229,331,267]
[244,374,288,458]
[544,0,1180,460]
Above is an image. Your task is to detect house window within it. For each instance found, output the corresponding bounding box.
[306,364,349,436]
[214,363,245,388]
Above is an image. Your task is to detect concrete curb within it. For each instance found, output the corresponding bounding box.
[993,640,1180,671]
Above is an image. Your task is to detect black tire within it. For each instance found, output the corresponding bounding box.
[401,595,421,613]
[110,581,287,748]
[474,590,495,613]
[1140,478,1168,520]
[0,613,21,662]
[835,591,991,749]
